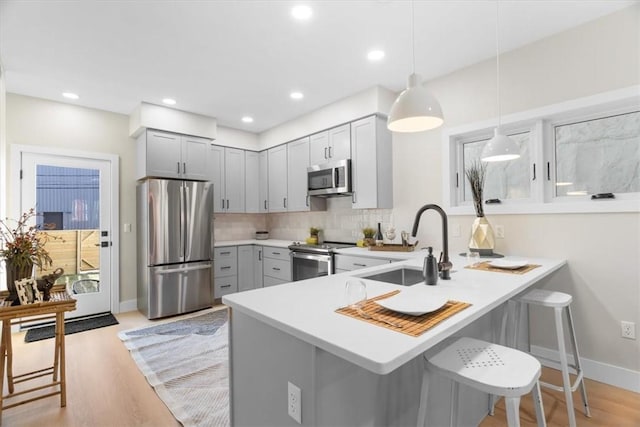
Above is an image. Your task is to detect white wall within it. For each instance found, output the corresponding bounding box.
[5,94,138,303]
[215,125,260,151]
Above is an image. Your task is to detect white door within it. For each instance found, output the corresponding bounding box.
[20,152,113,318]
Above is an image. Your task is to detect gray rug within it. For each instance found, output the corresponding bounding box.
[118,308,229,427]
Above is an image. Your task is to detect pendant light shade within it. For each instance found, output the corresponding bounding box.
[481,127,520,162]
[387,74,444,132]
[387,1,444,133]
[481,1,520,162]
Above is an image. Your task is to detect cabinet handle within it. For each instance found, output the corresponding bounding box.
[221,284,231,288]
[273,267,281,271]
[353,263,367,267]
[258,250,262,261]
[306,195,309,207]
[221,266,232,270]
[220,251,231,255]
[183,162,186,174]
[532,163,536,181]
[324,147,328,159]
[264,200,267,210]
[226,199,230,209]
[547,162,551,181]
[328,146,332,158]
[221,199,225,209]
[283,198,287,208]
[177,162,181,174]
[352,192,357,203]
[272,251,281,255]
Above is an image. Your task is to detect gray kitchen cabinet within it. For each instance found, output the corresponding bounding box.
[287,137,314,212]
[254,246,264,288]
[214,246,238,298]
[351,115,393,209]
[245,151,260,213]
[267,144,288,212]
[137,130,210,180]
[334,254,396,274]
[209,145,246,213]
[259,151,269,213]
[309,123,351,165]
[262,246,291,286]
[238,245,256,292]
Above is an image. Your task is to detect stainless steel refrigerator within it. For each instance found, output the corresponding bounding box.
[137,178,214,319]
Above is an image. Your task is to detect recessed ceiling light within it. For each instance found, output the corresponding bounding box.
[62,92,79,100]
[242,116,254,123]
[162,98,177,105]
[367,50,385,61]
[291,5,312,20]
[290,92,304,100]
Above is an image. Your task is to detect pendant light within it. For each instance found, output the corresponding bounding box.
[387,1,443,133]
[481,1,520,162]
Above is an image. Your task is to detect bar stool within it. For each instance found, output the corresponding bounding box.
[509,289,591,427]
[417,337,546,427]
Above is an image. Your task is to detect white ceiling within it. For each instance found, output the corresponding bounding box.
[0,0,635,133]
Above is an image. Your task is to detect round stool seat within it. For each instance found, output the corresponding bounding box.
[516,289,572,308]
[427,337,541,398]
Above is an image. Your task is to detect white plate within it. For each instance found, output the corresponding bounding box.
[488,260,528,270]
[375,293,448,316]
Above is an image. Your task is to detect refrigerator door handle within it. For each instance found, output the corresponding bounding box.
[180,183,186,261]
[156,264,212,274]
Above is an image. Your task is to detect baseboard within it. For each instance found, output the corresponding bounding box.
[119,298,137,313]
[531,344,640,393]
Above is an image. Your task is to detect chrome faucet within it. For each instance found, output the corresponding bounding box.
[411,204,452,280]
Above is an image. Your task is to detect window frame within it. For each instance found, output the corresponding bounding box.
[443,86,640,215]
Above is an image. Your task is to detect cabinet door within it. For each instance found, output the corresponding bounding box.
[259,151,269,213]
[309,131,329,165]
[267,145,288,212]
[245,151,260,213]
[146,131,182,179]
[224,148,246,213]
[254,246,264,288]
[208,145,226,213]
[181,135,210,181]
[351,116,393,209]
[328,123,351,160]
[287,137,310,212]
[238,245,255,292]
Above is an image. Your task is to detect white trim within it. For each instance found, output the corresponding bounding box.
[443,85,640,215]
[10,144,120,314]
[531,344,640,393]
[119,298,138,314]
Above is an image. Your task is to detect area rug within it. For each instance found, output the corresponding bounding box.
[24,312,119,342]
[118,308,229,427]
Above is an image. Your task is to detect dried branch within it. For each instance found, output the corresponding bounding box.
[465,160,487,217]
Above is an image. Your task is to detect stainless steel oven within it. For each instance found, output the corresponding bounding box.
[289,242,355,281]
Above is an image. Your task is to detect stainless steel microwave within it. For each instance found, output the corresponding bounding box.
[307,159,352,196]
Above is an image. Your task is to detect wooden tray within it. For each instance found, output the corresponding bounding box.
[368,244,415,252]
[465,261,541,275]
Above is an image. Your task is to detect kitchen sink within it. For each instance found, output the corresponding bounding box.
[358,267,424,286]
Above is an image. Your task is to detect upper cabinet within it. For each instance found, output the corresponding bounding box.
[267,145,288,212]
[287,137,310,212]
[245,151,260,213]
[351,115,393,209]
[208,145,245,213]
[309,123,351,165]
[258,151,269,213]
[137,130,210,180]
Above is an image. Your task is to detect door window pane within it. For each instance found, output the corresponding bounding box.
[462,132,531,202]
[554,111,640,197]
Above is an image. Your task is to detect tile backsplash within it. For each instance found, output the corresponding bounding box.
[213,197,394,243]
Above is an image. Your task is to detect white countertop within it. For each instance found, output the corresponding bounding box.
[214,239,292,248]
[223,254,566,375]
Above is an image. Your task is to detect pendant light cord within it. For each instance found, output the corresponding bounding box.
[496,0,501,129]
[411,0,416,74]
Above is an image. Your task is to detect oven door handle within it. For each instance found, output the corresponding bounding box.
[291,251,332,263]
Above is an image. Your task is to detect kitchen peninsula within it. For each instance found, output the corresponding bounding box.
[222,254,566,426]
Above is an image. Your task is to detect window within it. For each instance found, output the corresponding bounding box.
[444,87,639,214]
[553,111,640,198]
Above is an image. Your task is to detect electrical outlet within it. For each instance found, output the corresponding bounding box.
[495,225,505,239]
[288,381,302,424]
[621,321,636,339]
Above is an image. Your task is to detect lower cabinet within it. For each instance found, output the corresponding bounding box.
[263,246,291,287]
[214,247,238,298]
[334,254,397,274]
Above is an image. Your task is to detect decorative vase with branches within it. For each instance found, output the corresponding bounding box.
[465,161,495,254]
[0,208,54,304]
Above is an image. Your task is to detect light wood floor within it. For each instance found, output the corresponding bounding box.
[1,307,638,426]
